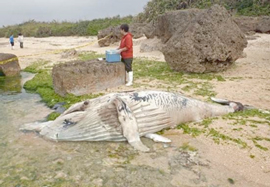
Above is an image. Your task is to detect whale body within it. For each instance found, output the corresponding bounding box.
[21,90,244,151]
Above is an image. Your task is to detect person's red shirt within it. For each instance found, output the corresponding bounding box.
[119,32,133,59]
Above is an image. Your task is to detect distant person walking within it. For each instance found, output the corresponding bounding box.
[18,33,24,48]
[9,35,14,49]
[117,24,133,86]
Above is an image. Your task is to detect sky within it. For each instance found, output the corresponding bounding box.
[0,0,150,27]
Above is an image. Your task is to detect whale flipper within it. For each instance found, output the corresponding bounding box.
[113,97,150,152]
[144,133,171,143]
[210,97,230,105]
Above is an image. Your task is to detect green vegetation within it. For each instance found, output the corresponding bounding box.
[23,52,104,120]
[133,58,224,97]
[78,51,104,61]
[1,0,269,37]
[0,74,22,93]
[23,56,222,120]
[22,54,270,153]
[180,142,198,152]
[227,178,235,185]
[175,108,270,151]
[252,139,268,151]
[207,128,247,148]
[136,0,270,23]
[23,60,51,73]
[223,109,270,123]
[0,15,132,37]
[250,154,255,158]
[177,123,204,137]
[251,136,270,151]
[200,118,215,128]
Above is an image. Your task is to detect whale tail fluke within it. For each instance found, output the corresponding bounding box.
[210,97,247,112]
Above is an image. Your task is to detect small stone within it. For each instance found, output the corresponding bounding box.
[74,175,82,181]
[262,166,270,173]
[20,176,30,181]
[92,178,103,187]
[54,172,67,179]
[54,158,64,165]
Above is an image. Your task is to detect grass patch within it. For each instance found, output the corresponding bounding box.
[24,60,52,73]
[200,118,215,128]
[78,51,104,61]
[133,58,223,97]
[207,128,247,148]
[47,112,61,121]
[184,73,225,81]
[23,58,104,115]
[227,178,235,185]
[193,82,216,97]
[176,123,204,137]
[250,154,255,159]
[23,71,53,92]
[222,109,270,130]
[180,142,198,152]
[224,109,270,119]
[252,139,268,151]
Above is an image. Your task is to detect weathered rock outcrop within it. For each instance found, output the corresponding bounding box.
[0,53,21,76]
[61,49,77,58]
[149,9,201,43]
[97,23,146,47]
[98,26,121,47]
[161,5,247,73]
[234,16,270,34]
[140,37,164,52]
[52,60,125,96]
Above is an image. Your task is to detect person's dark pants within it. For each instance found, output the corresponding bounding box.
[20,42,23,48]
[10,42,14,46]
[121,58,133,72]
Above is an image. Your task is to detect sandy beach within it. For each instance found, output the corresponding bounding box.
[0,34,270,186]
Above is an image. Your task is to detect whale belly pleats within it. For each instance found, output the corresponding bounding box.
[46,102,125,142]
[128,100,173,135]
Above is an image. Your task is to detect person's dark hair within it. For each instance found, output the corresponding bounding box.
[120,24,129,32]
[18,33,22,36]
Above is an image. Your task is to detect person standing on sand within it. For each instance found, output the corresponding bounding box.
[9,35,14,49]
[117,24,133,86]
[18,33,24,48]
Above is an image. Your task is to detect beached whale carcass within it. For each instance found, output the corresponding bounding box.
[21,90,244,152]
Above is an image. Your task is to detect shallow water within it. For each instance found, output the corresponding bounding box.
[0,73,174,187]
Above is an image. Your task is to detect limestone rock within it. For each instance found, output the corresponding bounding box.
[143,22,157,39]
[61,49,77,58]
[233,16,258,34]
[255,16,270,33]
[234,16,270,34]
[52,60,125,96]
[97,23,146,47]
[140,37,163,53]
[154,9,201,43]
[98,26,121,47]
[130,23,146,39]
[161,5,247,73]
[0,53,21,76]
